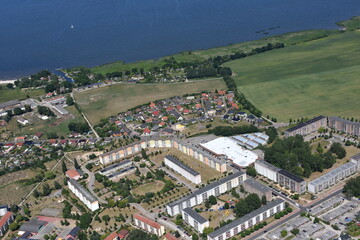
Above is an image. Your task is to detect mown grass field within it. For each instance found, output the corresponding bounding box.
[0,88,44,103]
[91,29,336,75]
[224,31,360,121]
[74,79,226,124]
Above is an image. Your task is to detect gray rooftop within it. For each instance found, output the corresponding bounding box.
[308,161,356,186]
[208,199,284,238]
[183,208,208,224]
[329,116,360,127]
[256,160,281,172]
[243,178,272,194]
[68,179,98,203]
[168,171,245,208]
[351,153,360,161]
[100,159,132,173]
[165,155,200,176]
[0,100,20,109]
[19,219,47,233]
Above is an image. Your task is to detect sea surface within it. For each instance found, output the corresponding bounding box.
[1,0,360,79]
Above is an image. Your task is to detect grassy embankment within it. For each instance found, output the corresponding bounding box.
[74,79,226,124]
[224,31,360,122]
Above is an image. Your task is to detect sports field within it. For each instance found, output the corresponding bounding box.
[224,31,360,121]
[74,79,226,124]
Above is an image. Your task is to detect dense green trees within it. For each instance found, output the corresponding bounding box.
[234,193,261,218]
[37,106,55,117]
[68,122,90,134]
[343,176,360,198]
[127,229,159,240]
[246,166,257,177]
[210,125,259,136]
[265,127,278,144]
[329,142,346,159]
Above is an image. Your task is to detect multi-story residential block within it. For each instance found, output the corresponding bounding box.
[277,169,306,194]
[166,171,246,216]
[254,160,280,182]
[164,155,201,184]
[68,179,99,211]
[133,214,165,236]
[284,116,327,137]
[207,199,285,240]
[254,160,306,194]
[182,208,209,233]
[308,154,360,194]
[0,212,14,237]
[99,159,133,176]
[99,137,227,173]
[328,116,360,136]
[243,178,272,202]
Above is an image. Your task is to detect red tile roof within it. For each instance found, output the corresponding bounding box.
[0,212,13,228]
[118,229,129,239]
[218,90,226,95]
[164,233,178,240]
[66,169,80,179]
[104,232,118,240]
[143,128,151,134]
[134,214,161,229]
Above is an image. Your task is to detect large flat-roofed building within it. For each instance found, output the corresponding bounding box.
[277,169,306,194]
[164,155,201,184]
[0,100,21,111]
[99,137,227,173]
[200,137,258,167]
[284,116,327,137]
[308,155,360,194]
[99,159,133,176]
[207,199,285,240]
[166,171,246,216]
[182,208,209,233]
[328,116,360,136]
[254,161,306,194]
[255,160,280,182]
[68,179,99,211]
[232,133,269,150]
[243,178,272,202]
[133,214,165,236]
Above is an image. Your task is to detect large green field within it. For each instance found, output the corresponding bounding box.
[224,31,360,121]
[74,79,227,124]
[0,88,44,103]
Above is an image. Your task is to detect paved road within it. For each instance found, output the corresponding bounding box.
[246,188,343,240]
[130,203,191,240]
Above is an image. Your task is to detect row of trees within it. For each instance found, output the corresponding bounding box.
[209,125,259,136]
[343,176,360,198]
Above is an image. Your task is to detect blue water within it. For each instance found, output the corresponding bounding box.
[1,0,360,79]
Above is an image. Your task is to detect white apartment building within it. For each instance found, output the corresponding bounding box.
[255,160,280,182]
[166,171,246,216]
[182,208,209,233]
[164,155,201,184]
[134,214,165,236]
[208,199,285,240]
[68,179,99,211]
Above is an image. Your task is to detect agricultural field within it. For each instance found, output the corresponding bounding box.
[224,31,360,122]
[74,79,226,124]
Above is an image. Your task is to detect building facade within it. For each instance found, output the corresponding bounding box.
[308,155,360,194]
[99,137,227,173]
[68,179,99,211]
[328,116,360,136]
[164,155,201,184]
[207,199,285,240]
[99,159,133,177]
[133,214,165,236]
[166,171,246,216]
[284,116,327,137]
[254,160,280,182]
[0,212,14,237]
[182,208,209,233]
[277,169,306,194]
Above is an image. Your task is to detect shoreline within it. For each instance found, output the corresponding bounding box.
[0,79,16,85]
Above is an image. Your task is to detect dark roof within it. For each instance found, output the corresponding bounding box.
[243,178,272,194]
[19,219,47,233]
[99,159,132,173]
[168,171,245,207]
[208,199,284,238]
[278,169,305,183]
[165,155,200,176]
[108,166,135,178]
[329,116,360,127]
[68,179,98,203]
[351,153,360,161]
[68,227,80,237]
[183,208,208,224]
[0,100,20,109]
[285,115,325,133]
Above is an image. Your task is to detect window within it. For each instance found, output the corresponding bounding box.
[233,227,238,235]
[238,176,243,184]
[263,212,267,219]
[215,187,220,196]
[202,192,208,201]
[227,181,232,191]
[276,206,281,212]
[194,221,199,231]
[226,231,231,238]
[256,216,260,223]
[218,235,223,240]
[248,219,253,227]
[186,200,191,207]
[184,213,189,223]
[241,224,245,231]
[270,209,274,215]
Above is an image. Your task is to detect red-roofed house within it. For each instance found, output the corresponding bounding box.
[34,132,43,139]
[164,233,178,240]
[231,103,239,109]
[183,109,190,115]
[118,229,129,239]
[0,212,14,237]
[152,111,160,117]
[104,232,119,240]
[134,214,165,236]
[161,116,168,121]
[149,102,156,108]
[159,122,166,127]
[166,106,174,111]
[218,90,226,95]
[15,136,26,142]
[143,128,151,135]
[145,118,153,123]
[195,104,202,109]
[66,169,81,180]
[176,105,183,112]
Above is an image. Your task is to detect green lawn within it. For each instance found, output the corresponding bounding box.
[74,79,227,124]
[224,31,360,121]
[0,88,44,103]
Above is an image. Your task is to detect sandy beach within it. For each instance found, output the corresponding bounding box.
[0,79,16,85]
